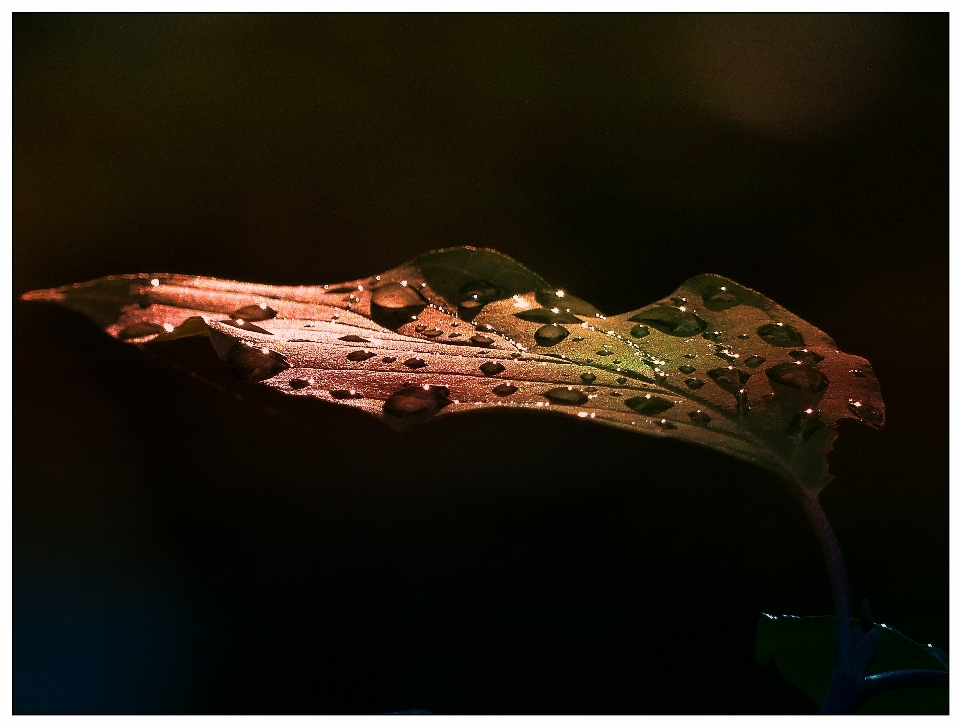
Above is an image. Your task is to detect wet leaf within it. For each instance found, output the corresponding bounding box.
[22,247,883,491]
[756,613,948,714]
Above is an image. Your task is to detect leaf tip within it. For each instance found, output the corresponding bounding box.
[21,287,64,303]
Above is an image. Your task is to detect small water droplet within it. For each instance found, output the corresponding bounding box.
[448,332,461,338]
[492,383,519,396]
[542,387,588,405]
[757,323,805,347]
[288,379,310,390]
[382,356,397,363]
[714,345,739,363]
[688,410,711,426]
[403,357,428,369]
[227,342,290,382]
[737,333,749,340]
[701,331,722,341]
[470,335,494,347]
[707,367,750,395]
[850,369,867,378]
[678,365,696,374]
[580,373,597,384]
[789,349,825,364]
[766,363,828,393]
[630,307,708,337]
[847,400,883,424]
[118,322,164,340]
[584,386,598,392]
[702,289,740,312]
[596,349,613,356]
[423,328,443,338]
[616,376,627,384]
[414,324,427,332]
[383,384,451,419]
[231,304,277,321]
[572,336,585,342]
[625,395,674,415]
[743,355,766,368]
[220,319,273,335]
[629,324,650,339]
[509,352,522,359]
[347,350,376,361]
[329,389,364,399]
[656,419,677,430]
[479,361,506,376]
[339,334,370,343]
[535,324,570,346]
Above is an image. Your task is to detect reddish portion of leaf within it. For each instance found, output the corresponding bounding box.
[22,247,884,492]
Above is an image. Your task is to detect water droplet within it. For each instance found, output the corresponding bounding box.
[403,357,428,369]
[382,356,397,364]
[580,373,596,384]
[701,331,722,341]
[414,324,427,332]
[743,355,766,368]
[370,282,428,329]
[656,419,677,430]
[328,389,363,400]
[288,379,310,390]
[714,345,739,363]
[850,369,867,378]
[702,288,740,312]
[457,298,485,321]
[509,352,522,359]
[423,328,443,338]
[682,353,697,359]
[535,324,569,346]
[571,336,585,342]
[596,349,613,356]
[787,409,825,441]
[339,334,370,343]
[625,395,674,415]
[470,334,494,347]
[383,384,451,419]
[231,304,277,322]
[610,391,623,397]
[479,361,506,376]
[766,363,828,393]
[737,333,749,340]
[448,332,461,338]
[227,342,290,382]
[584,386,598,392]
[790,349,825,364]
[492,383,518,396]
[118,322,164,340]
[542,387,588,405]
[535,291,600,316]
[757,323,805,347]
[678,365,696,374]
[515,308,581,324]
[707,367,750,395]
[847,400,884,424]
[629,307,709,337]
[688,410,711,426]
[615,376,627,384]
[220,319,273,335]
[629,324,650,339]
[347,350,376,361]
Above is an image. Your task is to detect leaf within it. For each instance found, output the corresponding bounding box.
[22,246,884,491]
[755,613,948,714]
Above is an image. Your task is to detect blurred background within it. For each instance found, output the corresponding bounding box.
[13,14,948,714]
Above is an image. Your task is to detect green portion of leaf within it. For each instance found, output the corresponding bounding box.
[756,613,948,714]
[21,246,884,492]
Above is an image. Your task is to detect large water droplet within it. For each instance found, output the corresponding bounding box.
[624,395,674,415]
[220,319,273,335]
[383,384,451,419]
[542,387,588,405]
[847,400,884,424]
[515,308,581,324]
[370,282,428,329]
[492,383,518,396]
[688,410,711,426]
[330,388,364,399]
[403,357,428,369]
[580,372,597,384]
[766,363,828,393]
[707,367,750,395]
[288,378,310,390]
[470,334,494,347]
[787,409,825,441]
[702,288,740,311]
[347,350,376,361]
[227,342,290,382]
[118,322,164,340]
[629,324,650,339]
[629,307,709,337]
[479,361,506,376]
[231,304,277,322]
[743,355,766,368]
[678,365,696,374]
[789,349,825,364]
[757,323,805,347]
[339,334,370,343]
[684,378,705,390]
[535,324,569,346]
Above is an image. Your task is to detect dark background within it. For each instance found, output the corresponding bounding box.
[13,14,948,714]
